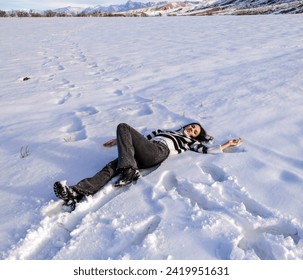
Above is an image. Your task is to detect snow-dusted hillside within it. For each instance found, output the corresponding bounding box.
[81,1,157,14]
[53,6,86,16]
[78,0,303,16]
[1,15,303,260]
[77,0,303,16]
[124,0,303,16]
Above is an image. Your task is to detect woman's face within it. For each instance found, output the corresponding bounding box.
[184,124,201,139]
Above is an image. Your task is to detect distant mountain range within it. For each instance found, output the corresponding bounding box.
[53,1,160,15]
[53,0,303,16]
[3,0,302,16]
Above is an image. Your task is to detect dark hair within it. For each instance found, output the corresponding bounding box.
[183,123,213,143]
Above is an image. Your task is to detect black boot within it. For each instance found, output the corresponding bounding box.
[54,181,84,210]
[114,168,140,187]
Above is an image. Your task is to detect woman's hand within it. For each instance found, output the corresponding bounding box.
[103,138,117,147]
[221,138,243,151]
[228,138,243,147]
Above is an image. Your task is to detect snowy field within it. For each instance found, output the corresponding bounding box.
[0,15,303,260]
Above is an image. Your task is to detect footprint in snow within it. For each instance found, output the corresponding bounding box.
[59,112,87,142]
[124,104,153,117]
[76,105,99,116]
[56,92,72,105]
[114,89,124,96]
[199,163,227,182]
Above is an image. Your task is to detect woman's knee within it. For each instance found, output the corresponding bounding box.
[117,123,130,133]
[117,123,128,128]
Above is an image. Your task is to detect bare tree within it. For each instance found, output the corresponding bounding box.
[16,10,29,17]
[45,10,56,17]
[29,10,42,17]
[0,10,6,17]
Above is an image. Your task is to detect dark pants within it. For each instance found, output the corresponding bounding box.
[73,123,170,196]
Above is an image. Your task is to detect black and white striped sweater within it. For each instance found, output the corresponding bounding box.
[146,128,222,155]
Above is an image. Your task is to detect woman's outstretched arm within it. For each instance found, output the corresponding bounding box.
[220,138,243,151]
[203,138,243,154]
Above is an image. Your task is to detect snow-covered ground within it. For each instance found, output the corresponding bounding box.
[1,15,303,260]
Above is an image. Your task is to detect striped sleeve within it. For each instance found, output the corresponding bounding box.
[189,141,208,154]
[189,142,223,154]
[146,129,164,140]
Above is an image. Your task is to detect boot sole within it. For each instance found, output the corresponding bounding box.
[54,181,69,200]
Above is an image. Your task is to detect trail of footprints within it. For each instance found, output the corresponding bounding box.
[40,41,125,141]
[41,37,169,131]
[41,40,116,104]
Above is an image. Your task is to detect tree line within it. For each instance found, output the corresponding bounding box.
[0,10,148,17]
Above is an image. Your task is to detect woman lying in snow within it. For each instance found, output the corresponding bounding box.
[54,122,242,209]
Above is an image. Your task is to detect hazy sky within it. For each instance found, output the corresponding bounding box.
[0,0,155,11]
